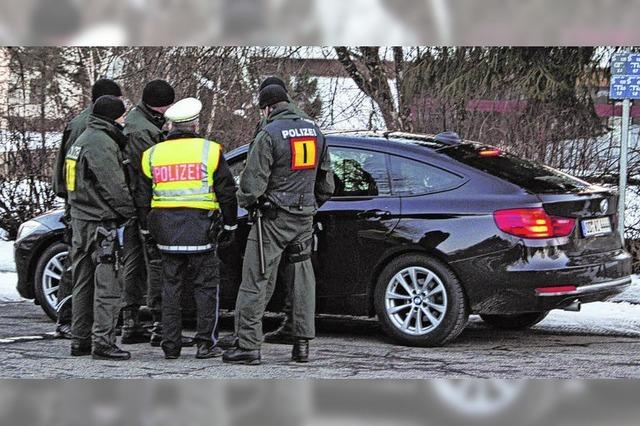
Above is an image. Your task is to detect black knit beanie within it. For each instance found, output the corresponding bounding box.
[93,95,126,121]
[259,76,287,92]
[259,84,289,109]
[91,79,122,103]
[143,80,176,107]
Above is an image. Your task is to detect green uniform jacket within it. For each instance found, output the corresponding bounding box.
[52,106,92,198]
[124,103,166,212]
[66,115,136,222]
[238,104,335,214]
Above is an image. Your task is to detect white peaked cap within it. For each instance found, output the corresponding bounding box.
[165,97,203,123]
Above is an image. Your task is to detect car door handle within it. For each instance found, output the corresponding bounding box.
[357,209,392,220]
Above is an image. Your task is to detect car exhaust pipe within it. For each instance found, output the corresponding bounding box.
[563,300,581,312]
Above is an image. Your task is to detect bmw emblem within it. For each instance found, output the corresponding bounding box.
[599,199,609,214]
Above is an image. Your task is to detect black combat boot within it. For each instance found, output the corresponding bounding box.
[291,339,309,363]
[163,349,181,360]
[149,312,163,347]
[55,323,73,339]
[92,344,131,361]
[162,342,181,360]
[217,334,239,349]
[264,319,295,345]
[222,347,261,365]
[71,339,92,356]
[121,309,151,344]
[196,342,223,359]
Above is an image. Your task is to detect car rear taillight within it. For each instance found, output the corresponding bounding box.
[493,208,576,239]
[479,148,502,157]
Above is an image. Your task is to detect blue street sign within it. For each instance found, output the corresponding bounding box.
[610,52,635,238]
[610,75,640,99]
[611,52,640,76]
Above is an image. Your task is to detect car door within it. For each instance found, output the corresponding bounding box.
[388,153,468,256]
[314,145,401,316]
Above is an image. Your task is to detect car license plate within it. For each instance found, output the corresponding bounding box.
[581,217,612,237]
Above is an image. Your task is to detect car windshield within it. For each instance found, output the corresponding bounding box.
[440,144,592,194]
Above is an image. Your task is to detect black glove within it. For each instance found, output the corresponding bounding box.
[216,227,237,264]
[217,227,236,247]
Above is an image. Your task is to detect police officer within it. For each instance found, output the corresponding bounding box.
[223,85,334,365]
[260,77,313,346]
[52,79,123,339]
[217,76,310,350]
[142,98,238,359]
[65,95,136,360]
[121,79,177,346]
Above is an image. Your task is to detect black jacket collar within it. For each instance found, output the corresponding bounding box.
[88,114,127,149]
[267,103,298,123]
[138,102,166,130]
[166,129,201,141]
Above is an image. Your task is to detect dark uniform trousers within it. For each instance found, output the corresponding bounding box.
[121,220,146,310]
[235,210,315,350]
[141,231,163,316]
[70,218,123,347]
[121,215,163,315]
[275,262,295,334]
[161,251,220,352]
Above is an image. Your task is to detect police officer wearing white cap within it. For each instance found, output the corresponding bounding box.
[141,98,238,359]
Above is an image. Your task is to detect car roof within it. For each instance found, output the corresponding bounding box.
[325,131,462,157]
[226,130,481,161]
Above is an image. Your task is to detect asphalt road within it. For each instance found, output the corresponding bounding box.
[1,300,639,379]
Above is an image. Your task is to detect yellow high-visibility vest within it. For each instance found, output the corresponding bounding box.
[142,138,221,210]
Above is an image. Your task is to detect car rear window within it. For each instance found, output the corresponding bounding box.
[390,156,464,196]
[440,144,591,194]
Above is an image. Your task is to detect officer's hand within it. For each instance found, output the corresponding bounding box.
[217,228,236,246]
[216,227,237,264]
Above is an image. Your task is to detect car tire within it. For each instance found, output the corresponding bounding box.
[374,253,469,347]
[480,312,549,330]
[34,242,69,321]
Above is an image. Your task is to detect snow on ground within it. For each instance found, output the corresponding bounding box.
[0,240,15,272]
[0,240,23,302]
[536,301,640,337]
[612,274,640,304]
[0,272,21,302]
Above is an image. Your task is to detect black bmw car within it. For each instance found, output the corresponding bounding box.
[13,131,632,346]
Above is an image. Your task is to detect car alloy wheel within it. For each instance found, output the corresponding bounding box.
[375,254,468,346]
[41,251,66,311]
[384,266,448,336]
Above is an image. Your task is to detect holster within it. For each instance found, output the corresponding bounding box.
[94,226,118,266]
[260,200,278,220]
[60,210,72,245]
[140,229,161,261]
[285,237,313,264]
[208,210,222,243]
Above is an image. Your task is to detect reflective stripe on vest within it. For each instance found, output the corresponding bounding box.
[157,243,214,253]
[148,138,221,210]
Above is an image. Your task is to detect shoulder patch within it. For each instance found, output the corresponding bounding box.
[66,145,82,160]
